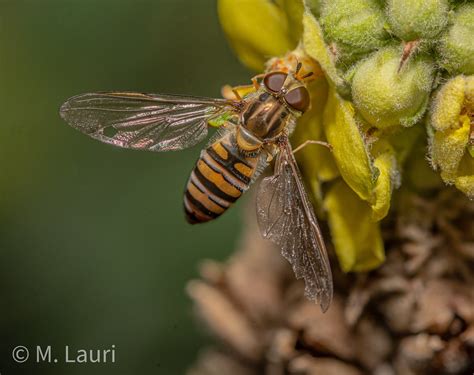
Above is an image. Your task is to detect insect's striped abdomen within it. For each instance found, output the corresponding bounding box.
[184,136,259,224]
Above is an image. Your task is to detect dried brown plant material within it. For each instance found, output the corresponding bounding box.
[188,349,258,375]
[266,329,298,364]
[377,287,418,333]
[436,338,471,374]
[288,297,356,360]
[395,334,444,374]
[288,355,363,375]
[353,316,393,370]
[198,260,226,285]
[224,220,288,326]
[187,189,474,375]
[412,280,472,334]
[187,281,264,361]
[346,275,411,326]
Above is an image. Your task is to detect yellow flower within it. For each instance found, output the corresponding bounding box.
[217,0,473,272]
[218,0,303,71]
[429,75,474,198]
[325,181,385,272]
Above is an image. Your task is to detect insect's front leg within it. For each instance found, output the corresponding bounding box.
[222,74,265,101]
[230,84,257,100]
[251,73,265,91]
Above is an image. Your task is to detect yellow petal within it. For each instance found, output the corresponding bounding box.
[292,78,339,207]
[276,0,304,44]
[429,75,474,198]
[371,141,398,221]
[430,75,467,131]
[302,11,348,95]
[323,88,399,221]
[293,78,338,183]
[432,114,470,182]
[218,0,296,71]
[454,153,474,199]
[323,87,375,202]
[325,180,385,272]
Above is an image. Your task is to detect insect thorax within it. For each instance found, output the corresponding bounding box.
[240,90,293,144]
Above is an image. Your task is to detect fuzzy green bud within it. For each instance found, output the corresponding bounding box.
[438,4,474,75]
[320,0,389,64]
[387,0,449,41]
[351,46,434,129]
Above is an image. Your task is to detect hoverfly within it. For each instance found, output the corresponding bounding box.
[60,62,333,312]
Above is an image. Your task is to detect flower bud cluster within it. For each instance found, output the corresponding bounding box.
[217,0,473,272]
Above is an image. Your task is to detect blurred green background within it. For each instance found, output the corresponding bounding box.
[0,1,250,374]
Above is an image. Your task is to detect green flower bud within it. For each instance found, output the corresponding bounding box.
[320,0,389,62]
[351,46,435,129]
[303,11,351,96]
[217,0,473,273]
[386,0,449,41]
[438,4,474,75]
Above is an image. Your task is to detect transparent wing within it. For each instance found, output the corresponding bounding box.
[59,92,239,151]
[256,138,333,312]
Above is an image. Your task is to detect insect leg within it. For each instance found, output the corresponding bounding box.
[221,74,264,98]
[262,143,279,162]
[232,84,257,99]
[232,89,242,101]
[251,73,266,90]
[292,140,333,154]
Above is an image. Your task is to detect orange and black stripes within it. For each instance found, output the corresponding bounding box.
[184,136,259,224]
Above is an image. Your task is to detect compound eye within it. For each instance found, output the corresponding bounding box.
[263,72,287,93]
[284,86,310,112]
